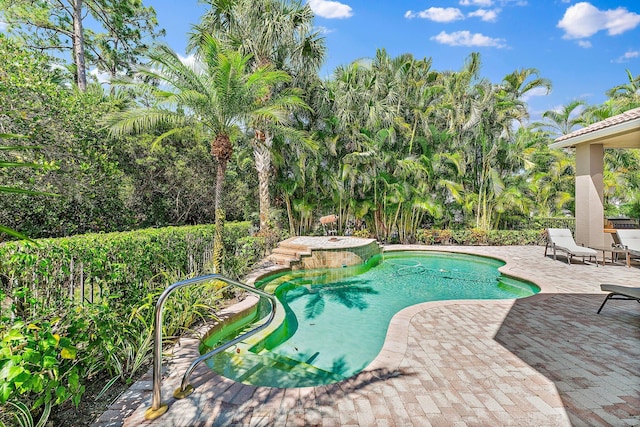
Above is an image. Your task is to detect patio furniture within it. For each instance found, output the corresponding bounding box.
[615,229,640,267]
[597,284,640,313]
[588,245,629,267]
[544,228,598,265]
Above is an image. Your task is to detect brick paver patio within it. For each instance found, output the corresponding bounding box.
[93,245,640,427]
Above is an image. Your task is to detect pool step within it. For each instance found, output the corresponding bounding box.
[271,246,302,257]
[266,253,299,268]
[209,348,345,388]
[246,350,345,387]
[267,239,312,268]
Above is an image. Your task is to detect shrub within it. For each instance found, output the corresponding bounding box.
[352,229,372,239]
[485,230,545,245]
[0,222,255,310]
[419,229,545,246]
[421,229,453,244]
[421,229,435,244]
[0,319,84,411]
[0,278,223,425]
[224,236,268,280]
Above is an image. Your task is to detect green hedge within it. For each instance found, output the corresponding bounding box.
[419,229,546,246]
[0,222,262,311]
[500,217,576,232]
[0,222,267,422]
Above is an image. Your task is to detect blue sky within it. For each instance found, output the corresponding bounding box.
[143,1,639,121]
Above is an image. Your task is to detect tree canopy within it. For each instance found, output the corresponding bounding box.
[1,2,639,243]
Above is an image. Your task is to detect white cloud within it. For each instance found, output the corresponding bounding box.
[521,86,549,102]
[308,0,353,19]
[178,54,197,68]
[177,53,206,75]
[315,26,335,35]
[431,30,507,48]
[614,50,640,63]
[558,2,640,39]
[0,21,7,32]
[406,3,508,23]
[462,0,526,5]
[89,68,111,84]
[577,40,592,48]
[405,7,464,22]
[460,0,494,6]
[468,8,500,22]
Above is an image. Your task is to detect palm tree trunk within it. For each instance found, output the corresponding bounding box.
[284,193,295,236]
[391,202,402,241]
[213,159,227,274]
[254,130,272,232]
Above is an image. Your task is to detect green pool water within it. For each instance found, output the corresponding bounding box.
[204,251,539,388]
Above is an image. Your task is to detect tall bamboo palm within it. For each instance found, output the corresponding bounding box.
[107,35,305,272]
[435,55,553,229]
[191,0,325,232]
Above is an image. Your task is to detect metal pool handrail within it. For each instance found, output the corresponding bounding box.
[145,274,277,420]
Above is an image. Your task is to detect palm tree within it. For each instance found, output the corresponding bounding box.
[329,60,379,150]
[434,55,554,229]
[606,69,640,108]
[107,35,305,272]
[514,126,574,217]
[191,0,326,233]
[535,100,587,137]
[501,68,551,104]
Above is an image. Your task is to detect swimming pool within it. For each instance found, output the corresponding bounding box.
[204,251,539,388]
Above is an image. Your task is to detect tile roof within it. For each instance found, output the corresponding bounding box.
[554,106,640,143]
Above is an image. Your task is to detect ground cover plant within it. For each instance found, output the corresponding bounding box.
[0,223,266,426]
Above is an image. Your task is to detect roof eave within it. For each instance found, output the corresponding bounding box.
[550,117,640,149]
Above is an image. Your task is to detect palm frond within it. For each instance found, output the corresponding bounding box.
[0,225,34,242]
[107,108,189,137]
[0,161,45,169]
[0,133,28,140]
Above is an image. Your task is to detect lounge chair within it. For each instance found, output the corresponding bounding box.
[615,229,640,267]
[597,284,640,313]
[544,228,598,265]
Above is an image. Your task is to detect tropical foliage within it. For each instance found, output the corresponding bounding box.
[0,0,163,90]
[191,0,325,232]
[2,6,638,245]
[1,0,640,424]
[107,35,306,271]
